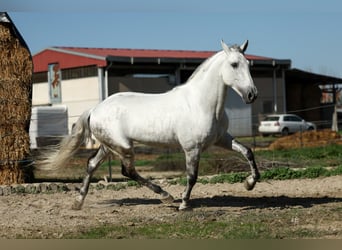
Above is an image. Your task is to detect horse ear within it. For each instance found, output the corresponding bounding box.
[221,40,230,55]
[240,40,249,53]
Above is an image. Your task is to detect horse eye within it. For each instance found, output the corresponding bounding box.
[231,62,239,68]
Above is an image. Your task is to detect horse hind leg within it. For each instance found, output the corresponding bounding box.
[119,148,174,203]
[72,145,108,210]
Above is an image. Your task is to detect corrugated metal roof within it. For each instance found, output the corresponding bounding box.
[33,46,275,73]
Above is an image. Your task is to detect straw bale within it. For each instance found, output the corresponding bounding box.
[0,19,33,184]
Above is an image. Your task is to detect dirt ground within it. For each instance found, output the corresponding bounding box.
[0,175,341,239]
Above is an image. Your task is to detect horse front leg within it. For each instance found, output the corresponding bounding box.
[232,139,260,190]
[216,133,260,190]
[179,149,200,210]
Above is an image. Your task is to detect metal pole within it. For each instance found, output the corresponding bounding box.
[332,83,338,131]
[273,61,278,113]
[108,155,112,182]
[281,68,287,113]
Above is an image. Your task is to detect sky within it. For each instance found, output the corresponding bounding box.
[3,0,342,78]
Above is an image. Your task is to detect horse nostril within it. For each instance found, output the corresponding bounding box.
[248,92,254,101]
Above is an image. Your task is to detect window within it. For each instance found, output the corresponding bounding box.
[264,116,279,121]
[33,65,98,83]
[285,115,302,122]
[283,116,291,121]
[291,115,302,122]
[33,72,48,83]
[62,65,98,80]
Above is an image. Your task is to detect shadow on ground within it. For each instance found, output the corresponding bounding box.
[94,195,342,210]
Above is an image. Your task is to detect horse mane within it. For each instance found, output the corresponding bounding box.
[187,51,223,82]
[231,44,244,53]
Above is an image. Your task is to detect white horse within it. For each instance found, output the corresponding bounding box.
[40,40,260,210]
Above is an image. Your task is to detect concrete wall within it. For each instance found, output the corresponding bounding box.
[32,76,100,132]
[225,87,252,136]
[61,77,100,130]
[32,82,49,105]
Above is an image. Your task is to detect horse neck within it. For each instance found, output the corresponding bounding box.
[186,51,227,119]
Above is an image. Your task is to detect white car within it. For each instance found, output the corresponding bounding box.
[258,114,316,136]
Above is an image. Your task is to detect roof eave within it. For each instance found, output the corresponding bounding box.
[105,56,205,65]
[106,55,292,67]
[49,47,106,61]
[249,59,291,68]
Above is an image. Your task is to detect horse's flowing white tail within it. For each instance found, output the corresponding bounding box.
[37,110,92,171]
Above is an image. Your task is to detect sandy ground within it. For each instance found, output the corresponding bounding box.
[0,175,341,239]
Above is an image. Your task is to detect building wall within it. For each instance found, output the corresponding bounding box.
[32,82,49,105]
[225,87,252,136]
[62,77,100,130]
[32,76,100,132]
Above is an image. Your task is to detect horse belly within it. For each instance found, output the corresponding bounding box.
[125,113,179,146]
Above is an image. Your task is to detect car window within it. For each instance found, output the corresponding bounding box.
[283,116,291,121]
[291,116,302,122]
[264,116,279,121]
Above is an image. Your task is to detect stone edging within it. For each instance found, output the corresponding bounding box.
[0,181,132,196]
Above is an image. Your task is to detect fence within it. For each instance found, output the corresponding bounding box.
[2,103,342,182]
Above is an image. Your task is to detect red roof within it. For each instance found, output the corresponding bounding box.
[33,46,273,73]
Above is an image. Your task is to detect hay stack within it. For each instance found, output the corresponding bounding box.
[0,13,33,184]
[269,129,342,150]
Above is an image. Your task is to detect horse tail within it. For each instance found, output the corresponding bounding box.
[37,109,92,171]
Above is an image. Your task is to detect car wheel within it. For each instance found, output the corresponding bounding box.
[281,128,289,136]
[308,126,314,131]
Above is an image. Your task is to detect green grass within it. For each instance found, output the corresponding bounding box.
[255,144,342,166]
[35,144,342,184]
[103,144,342,183]
[67,208,332,239]
[154,144,342,175]
[170,165,342,186]
[261,165,342,180]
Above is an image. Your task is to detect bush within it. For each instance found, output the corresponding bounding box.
[302,166,328,178]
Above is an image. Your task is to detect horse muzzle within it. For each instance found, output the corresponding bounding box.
[245,87,258,104]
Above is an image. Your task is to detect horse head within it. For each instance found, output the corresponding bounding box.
[220,40,257,104]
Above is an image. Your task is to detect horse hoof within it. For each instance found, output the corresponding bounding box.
[71,201,83,210]
[160,192,174,204]
[178,199,192,211]
[178,203,192,211]
[244,175,256,191]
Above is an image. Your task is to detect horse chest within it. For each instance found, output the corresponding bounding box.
[176,115,220,148]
